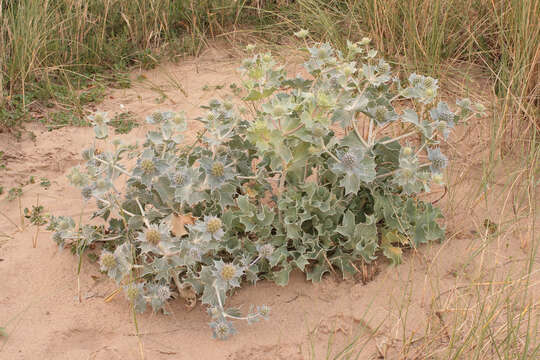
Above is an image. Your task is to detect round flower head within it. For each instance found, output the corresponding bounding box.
[341,151,356,169]
[316,45,332,60]
[257,305,271,320]
[332,147,377,191]
[210,320,236,340]
[94,179,112,195]
[137,223,171,251]
[341,62,356,77]
[405,73,439,104]
[156,285,171,302]
[211,161,225,177]
[126,286,139,302]
[200,156,234,191]
[52,232,63,245]
[123,283,146,313]
[213,260,244,288]
[402,146,413,157]
[57,217,75,231]
[430,102,456,139]
[257,243,274,259]
[423,77,435,88]
[81,186,93,200]
[427,147,448,174]
[145,226,162,245]
[360,37,371,46]
[366,105,398,126]
[132,149,168,188]
[377,60,391,74]
[206,217,222,234]
[170,112,186,126]
[88,111,110,125]
[294,29,309,38]
[67,167,89,187]
[190,216,225,242]
[99,250,117,272]
[140,159,156,175]
[146,111,167,124]
[170,170,186,187]
[457,98,472,109]
[432,173,445,185]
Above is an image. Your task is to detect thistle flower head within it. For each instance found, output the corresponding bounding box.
[213,260,243,287]
[402,146,413,157]
[67,167,88,187]
[206,217,222,234]
[341,152,356,169]
[151,112,164,123]
[374,105,387,123]
[52,232,63,244]
[88,111,109,125]
[171,112,185,126]
[81,186,92,200]
[341,63,355,77]
[257,243,274,259]
[457,98,472,109]
[156,285,171,301]
[432,173,444,185]
[140,159,156,175]
[210,320,236,340]
[409,73,423,87]
[220,264,237,281]
[138,223,169,247]
[377,60,390,74]
[367,105,398,125]
[272,104,286,117]
[294,29,309,38]
[257,305,271,320]
[427,147,448,174]
[175,172,185,184]
[211,162,225,177]
[430,102,455,127]
[145,227,161,245]
[126,286,139,302]
[359,37,371,46]
[423,77,435,88]
[99,250,117,271]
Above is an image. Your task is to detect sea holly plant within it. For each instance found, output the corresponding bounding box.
[49,39,485,339]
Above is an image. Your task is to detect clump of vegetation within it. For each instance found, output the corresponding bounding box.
[109,112,139,134]
[49,41,484,339]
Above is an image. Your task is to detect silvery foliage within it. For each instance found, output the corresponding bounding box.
[49,39,485,339]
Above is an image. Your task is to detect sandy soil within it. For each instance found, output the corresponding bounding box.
[0,47,537,360]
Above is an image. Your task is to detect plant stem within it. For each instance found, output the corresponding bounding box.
[93,156,132,177]
[320,139,341,163]
[212,282,260,322]
[135,198,151,227]
[32,194,40,248]
[368,119,374,146]
[380,131,417,145]
[352,118,370,148]
[283,123,305,136]
[76,201,86,303]
[183,129,207,155]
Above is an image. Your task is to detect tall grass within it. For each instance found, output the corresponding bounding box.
[0,0,255,124]
[1,0,538,139]
[261,0,539,144]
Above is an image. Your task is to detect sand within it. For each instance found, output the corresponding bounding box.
[1,47,537,360]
